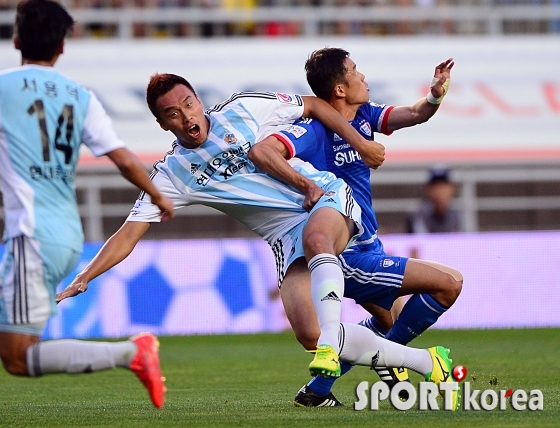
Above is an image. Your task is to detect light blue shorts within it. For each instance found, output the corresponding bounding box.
[0,236,80,335]
[270,178,363,286]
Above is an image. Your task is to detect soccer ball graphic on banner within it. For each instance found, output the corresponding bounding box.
[48,239,280,339]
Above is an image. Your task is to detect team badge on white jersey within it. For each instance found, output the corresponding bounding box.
[223,133,238,145]
[275,93,299,105]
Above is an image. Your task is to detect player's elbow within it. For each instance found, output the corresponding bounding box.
[247,144,266,167]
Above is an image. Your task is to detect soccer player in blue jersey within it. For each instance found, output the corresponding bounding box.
[249,48,463,407]
[0,0,175,408]
[56,74,460,409]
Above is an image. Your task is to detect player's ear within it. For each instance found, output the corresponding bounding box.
[58,40,65,56]
[13,36,20,51]
[333,83,346,98]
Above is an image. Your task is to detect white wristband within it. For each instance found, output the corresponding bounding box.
[426,76,450,105]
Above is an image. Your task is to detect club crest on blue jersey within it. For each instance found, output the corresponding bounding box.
[359,122,372,137]
[382,259,395,268]
[333,133,342,142]
[223,133,238,145]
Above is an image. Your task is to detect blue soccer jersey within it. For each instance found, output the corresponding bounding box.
[0,65,125,251]
[274,101,394,253]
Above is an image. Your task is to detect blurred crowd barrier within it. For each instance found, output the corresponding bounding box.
[0,36,559,238]
[0,0,560,38]
[1,232,557,340]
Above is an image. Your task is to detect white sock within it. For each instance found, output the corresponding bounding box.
[26,340,137,376]
[339,323,433,376]
[308,254,344,353]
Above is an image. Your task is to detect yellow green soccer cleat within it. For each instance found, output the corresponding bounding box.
[425,346,460,411]
[308,345,341,378]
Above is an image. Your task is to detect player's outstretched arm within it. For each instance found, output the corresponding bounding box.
[249,136,325,211]
[386,58,454,133]
[56,221,150,303]
[301,95,385,169]
[105,147,175,222]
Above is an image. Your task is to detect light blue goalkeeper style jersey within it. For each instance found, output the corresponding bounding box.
[0,65,125,251]
[128,92,359,244]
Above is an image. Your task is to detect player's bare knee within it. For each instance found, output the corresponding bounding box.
[303,231,332,258]
[0,355,30,376]
[437,271,462,307]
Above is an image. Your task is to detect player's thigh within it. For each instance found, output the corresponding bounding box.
[340,250,406,311]
[302,179,362,258]
[400,258,462,296]
[303,207,354,258]
[279,258,319,350]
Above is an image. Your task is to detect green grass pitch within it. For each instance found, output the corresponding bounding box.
[0,328,558,427]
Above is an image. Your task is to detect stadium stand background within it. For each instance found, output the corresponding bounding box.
[0,0,560,39]
[0,0,559,241]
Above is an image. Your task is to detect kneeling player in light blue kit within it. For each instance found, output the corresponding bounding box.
[57,74,460,410]
[251,48,463,407]
[0,0,175,408]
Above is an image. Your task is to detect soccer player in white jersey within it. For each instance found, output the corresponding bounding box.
[0,0,175,408]
[250,48,462,408]
[57,73,460,408]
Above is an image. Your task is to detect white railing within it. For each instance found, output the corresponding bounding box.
[1,4,560,37]
[64,162,560,240]
[2,162,560,241]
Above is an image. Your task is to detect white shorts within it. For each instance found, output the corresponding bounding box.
[269,178,363,286]
[0,236,80,335]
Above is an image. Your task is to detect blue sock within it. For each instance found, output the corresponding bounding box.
[307,361,354,396]
[358,316,388,337]
[385,293,448,345]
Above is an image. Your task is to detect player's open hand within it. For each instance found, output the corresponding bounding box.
[56,276,89,303]
[359,140,385,170]
[431,58,454,99]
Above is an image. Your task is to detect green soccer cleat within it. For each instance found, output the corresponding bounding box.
[425,346,460,411]
[308,345,341,378]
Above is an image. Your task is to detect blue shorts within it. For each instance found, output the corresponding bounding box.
[271,178,362,286]
[0,236,80,335]
[339,246,408,310]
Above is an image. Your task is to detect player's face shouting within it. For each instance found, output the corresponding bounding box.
[343,58,369,105]
[156,84,209,148]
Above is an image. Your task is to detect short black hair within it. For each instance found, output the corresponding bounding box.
[15,0,74,61]
[146,73,197,119]
[305,48,350,101]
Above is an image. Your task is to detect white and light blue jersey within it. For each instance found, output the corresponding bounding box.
[273,101,394,253]
[0,65,125,251]
[127,92,357,244]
